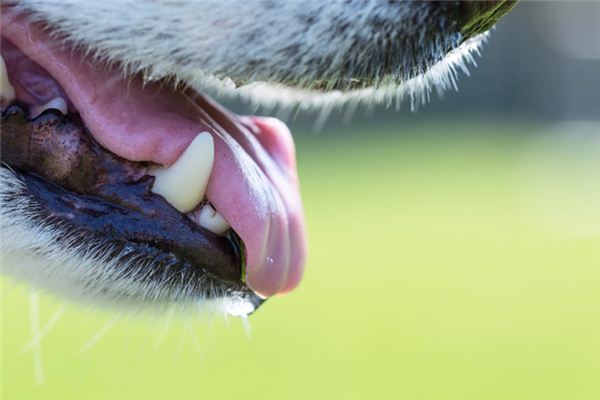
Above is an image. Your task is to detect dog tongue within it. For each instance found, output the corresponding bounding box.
[2,11,306,297]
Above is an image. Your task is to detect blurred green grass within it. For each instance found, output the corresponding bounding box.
[2,120,599,399]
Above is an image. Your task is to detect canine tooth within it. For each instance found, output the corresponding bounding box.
[198,204,230,235]
[150,132,214,213]
[0,55,15,104]
[30,97,68,118]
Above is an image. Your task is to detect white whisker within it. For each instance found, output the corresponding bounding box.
[241,317,252,339]
[173,329,186,362]
[22,303,67,354]
[186,322,205,361]
[153,308,175,349]
[78,315,118,354]
[29,290,45,384]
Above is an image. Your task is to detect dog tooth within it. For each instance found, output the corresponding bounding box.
[150,132,214,213]
[198,204,230,235]
[30,97,68,118]
[0,55,15,104]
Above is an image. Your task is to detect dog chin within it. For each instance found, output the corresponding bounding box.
[0,168,263,318]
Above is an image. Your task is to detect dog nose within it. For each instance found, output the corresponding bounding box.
[455,1,518,41]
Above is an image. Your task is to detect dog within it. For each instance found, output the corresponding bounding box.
[0,0,517,316]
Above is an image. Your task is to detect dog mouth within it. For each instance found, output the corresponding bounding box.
[0,10,307,311]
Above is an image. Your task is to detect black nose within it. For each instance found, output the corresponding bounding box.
[455,1,519,41]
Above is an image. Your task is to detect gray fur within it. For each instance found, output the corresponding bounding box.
[14,0,488,108]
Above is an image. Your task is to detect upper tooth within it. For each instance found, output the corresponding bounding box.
[198,203,230,235]
[149,132,214,213]
[30,97,68,119]
[0,55,16,104]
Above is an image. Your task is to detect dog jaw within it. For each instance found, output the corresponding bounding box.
[0,167,261,316]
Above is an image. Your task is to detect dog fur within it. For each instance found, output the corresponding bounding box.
[13,0,490,109]
[1,0,511,315]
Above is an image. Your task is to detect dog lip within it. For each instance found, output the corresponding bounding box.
[1,9,307,297]
[1,105,245,285]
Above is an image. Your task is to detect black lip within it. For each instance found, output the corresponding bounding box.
[1,104,247,288]
[246,293,265,315]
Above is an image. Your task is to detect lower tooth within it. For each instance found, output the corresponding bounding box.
[30,97,68,118]
[0,55,15,104]
[198,204,230,235]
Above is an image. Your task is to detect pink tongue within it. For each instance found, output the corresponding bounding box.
[2,11,306,297]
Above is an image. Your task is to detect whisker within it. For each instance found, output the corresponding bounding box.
[78,315,119,354]
[186,322,205,361]
[241,317,253,339]
[153,308,175,349]
[28,290,45,384]
[22,303,67,354]
[172,329,186,362]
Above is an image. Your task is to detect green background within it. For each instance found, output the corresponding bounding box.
[2,121,599,399]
